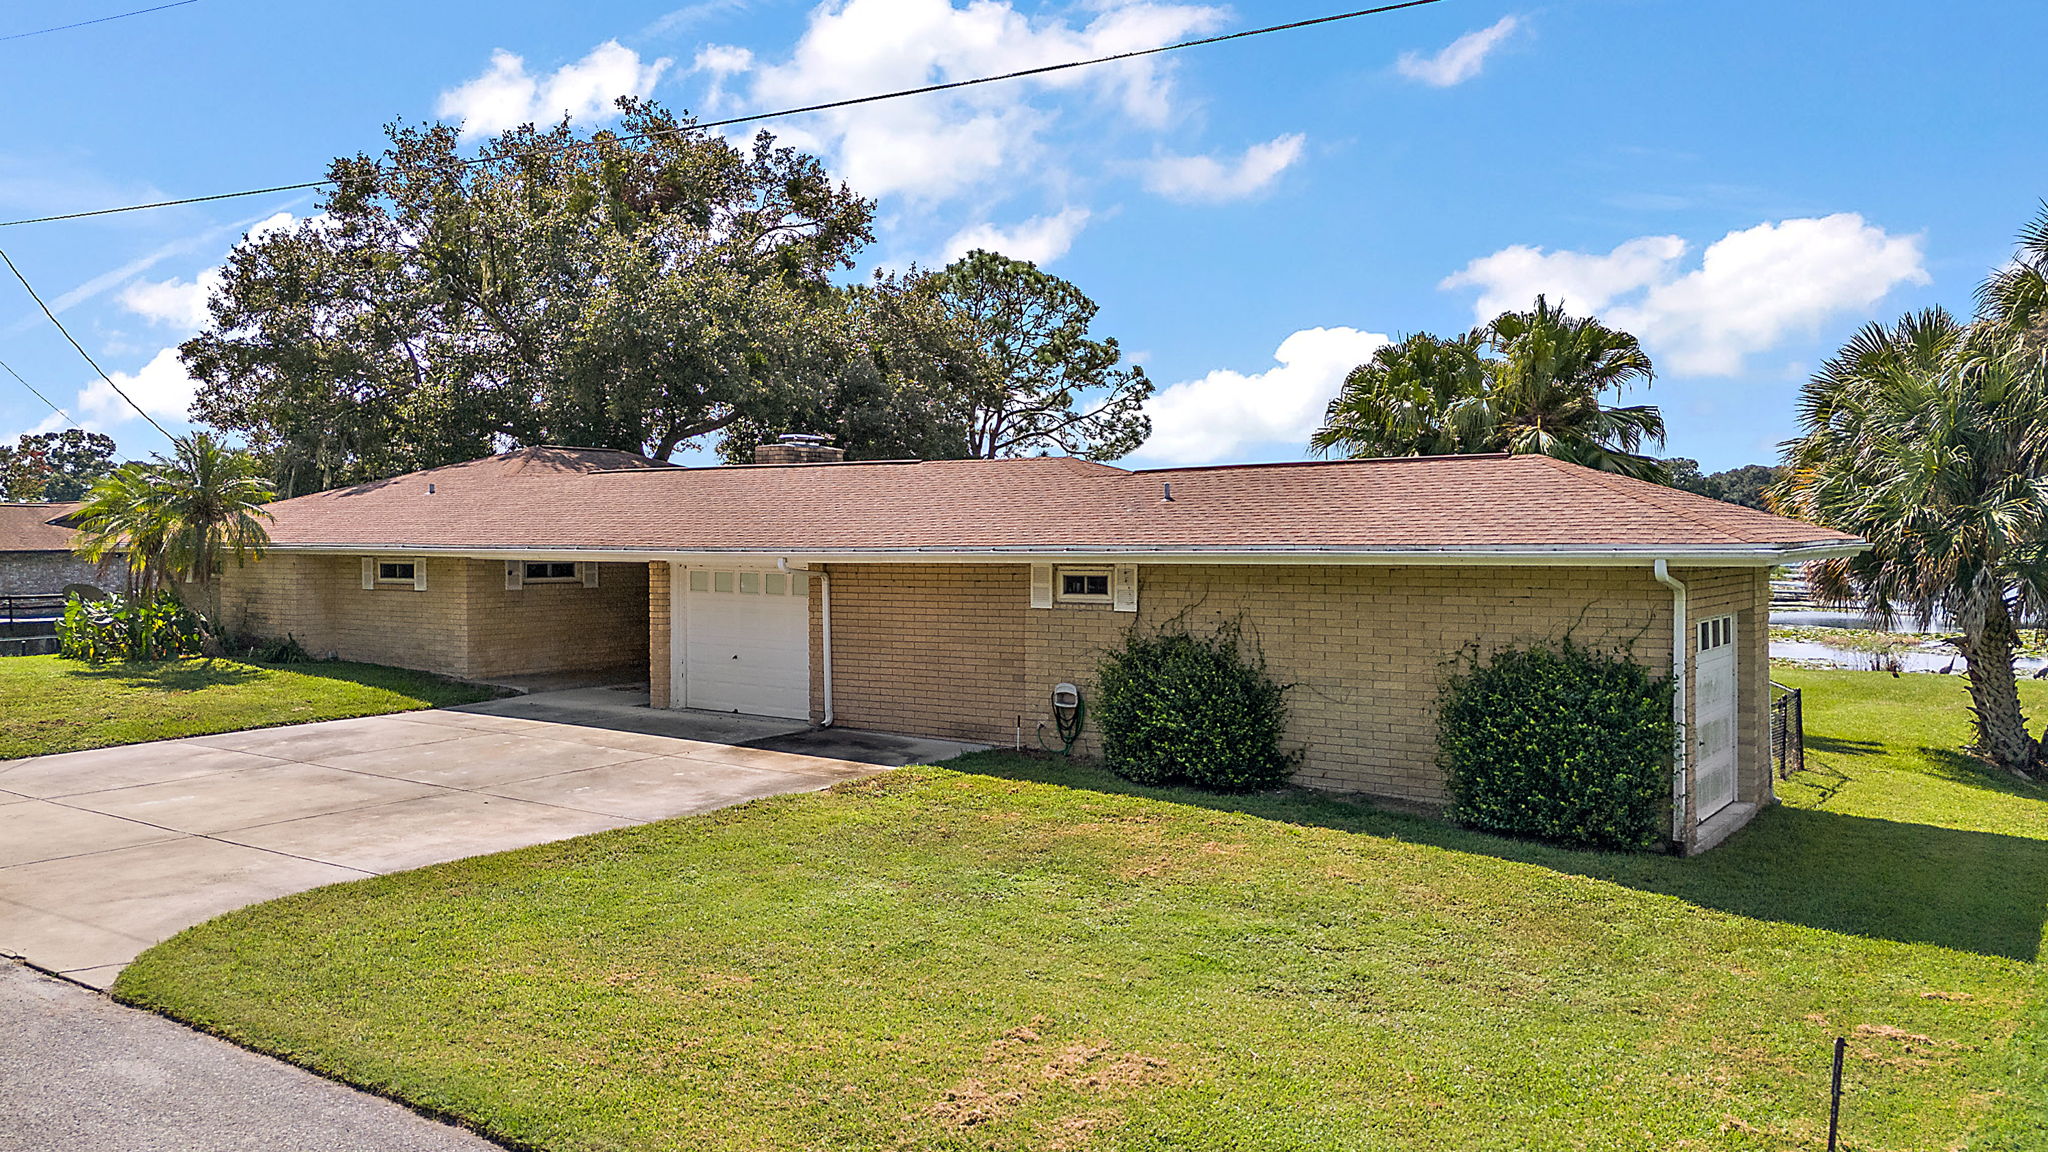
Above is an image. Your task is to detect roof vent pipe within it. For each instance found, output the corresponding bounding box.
[1161,482,1173,503]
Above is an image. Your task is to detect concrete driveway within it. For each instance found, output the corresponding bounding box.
[0,686,976,987]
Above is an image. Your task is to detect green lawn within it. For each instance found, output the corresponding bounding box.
[0,654,496,759]
[115,669,2047,1151]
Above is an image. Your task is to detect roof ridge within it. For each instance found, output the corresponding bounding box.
[1134,453,1513,475]
[1525,455,1754,544]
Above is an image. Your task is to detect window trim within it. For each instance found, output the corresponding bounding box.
[375,560,419,585]
[1054,565,1114,605]
[521,560,582,584]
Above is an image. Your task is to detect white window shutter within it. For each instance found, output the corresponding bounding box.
[505,561,523,591]
[360,557,376,590]
[581,562,599,588]
[1113,564,1138,613]
[1029,563,1053,609]
[412,559,428,592]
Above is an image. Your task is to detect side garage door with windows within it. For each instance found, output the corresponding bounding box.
[670,566,810,719]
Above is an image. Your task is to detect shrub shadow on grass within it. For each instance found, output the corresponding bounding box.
[944,751,2048,963]
[1909,745,2048,801]
[62,658,264,692]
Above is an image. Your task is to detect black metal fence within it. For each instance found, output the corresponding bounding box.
[0,593,67,626]
[1770,681,1805,778]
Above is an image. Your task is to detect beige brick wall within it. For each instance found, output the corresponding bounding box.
[217,554,648,681]
[650,562,672,708]
[817,562,1767,810]
[218,554,473,675]
[464,561,649,679]
[813,565,1027,740]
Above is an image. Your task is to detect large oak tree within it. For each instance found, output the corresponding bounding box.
[185,101,875,496]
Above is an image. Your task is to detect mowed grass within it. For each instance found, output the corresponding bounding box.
[115,668,2047,1151]
[0,654,495,759]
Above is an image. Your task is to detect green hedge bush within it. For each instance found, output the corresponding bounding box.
[1095,622,1295,792]
[1438,642,1674,851]
[57,591,201,663]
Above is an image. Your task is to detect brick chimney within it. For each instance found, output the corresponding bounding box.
[752,433,846,465]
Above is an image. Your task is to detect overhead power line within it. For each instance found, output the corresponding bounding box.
[0,0,1448,229]
[0,356,84,431]
[1,0,201,44]
[0,248,175,439]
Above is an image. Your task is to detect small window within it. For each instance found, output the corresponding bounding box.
[1698,616,1735,652]
[1056,566,1113,604]
[523,561,580,582]
[738,572,760,594]
[376,561,417,584]
[764,572,787,596]
[789,572,808,596]
[688,570,710,592]
[713,571,734,593]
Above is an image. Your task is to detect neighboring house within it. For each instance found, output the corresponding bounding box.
[216,443,1863,853]
[0,502,117,599]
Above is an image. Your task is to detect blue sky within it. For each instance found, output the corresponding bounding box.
[3,0,2043,473]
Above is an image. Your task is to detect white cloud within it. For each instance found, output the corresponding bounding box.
[941,207,1091,265]
[118,271,219,330]
[72,347,201,429]
[1441,214,1928,375]
[737,0,1225,203]
[437,41,672,139]
[1140,326,1391,465]
[1145,133,1306,203]
[1396,15,1521,87]
[692,43,753,111]
[115,212,302,331]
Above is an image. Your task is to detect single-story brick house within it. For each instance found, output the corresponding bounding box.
[0,502,118,598]
[216,444,1863,853]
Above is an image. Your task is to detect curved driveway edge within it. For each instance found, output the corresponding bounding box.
[0,687,977,987]
[0,960,501,1151]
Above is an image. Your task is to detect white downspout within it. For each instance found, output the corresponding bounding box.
[779,558,832,727]
[1653,560,1689,845]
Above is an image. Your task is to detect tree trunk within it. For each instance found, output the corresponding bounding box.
[1956,594,2041,776]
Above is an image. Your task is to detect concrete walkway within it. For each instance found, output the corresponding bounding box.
[0,688,978,986]
[0,959,499,1151]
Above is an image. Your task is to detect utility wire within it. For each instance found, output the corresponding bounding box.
[0,355,85,431]
[0,0,1447,228]
[0,249,175,439]
[1,0,201,44]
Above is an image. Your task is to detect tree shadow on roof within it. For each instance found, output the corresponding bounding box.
[942,750,2048,963]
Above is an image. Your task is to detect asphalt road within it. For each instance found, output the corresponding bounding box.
[0,961,499,1151]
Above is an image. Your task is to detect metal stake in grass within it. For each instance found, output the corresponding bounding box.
[1827,1035,1846,1151]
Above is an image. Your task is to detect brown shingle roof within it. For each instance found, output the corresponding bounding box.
[253,447,1858,559]
[0,503,81,554]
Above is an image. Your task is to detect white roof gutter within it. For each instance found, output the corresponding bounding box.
[258,540,1867,567]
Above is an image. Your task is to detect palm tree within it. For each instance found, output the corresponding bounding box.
[1309,332,1490,458]
[1482,297,1666,480]
[72,432,276,635]
[1311,297,1667,480]
[1979,199,2048,354]
[1774,307,2048,778]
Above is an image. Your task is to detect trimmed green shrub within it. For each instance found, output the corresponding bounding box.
[57,591,201,663]
[1438,642,1675,851]
[1095,622,1296,792]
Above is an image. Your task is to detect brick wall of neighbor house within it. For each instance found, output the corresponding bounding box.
[817,563,1773,809]
[1673,565,1774,845]
[649,562,672,707]
[464,561,649,679]
[217,555,650,680]
[0,552,120,597]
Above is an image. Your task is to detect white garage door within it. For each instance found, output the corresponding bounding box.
[1694,614,1739,820]
[672,566,810,720]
